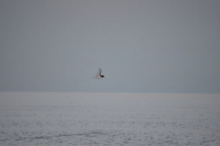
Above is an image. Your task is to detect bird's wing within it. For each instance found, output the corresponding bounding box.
[96,68,102,77]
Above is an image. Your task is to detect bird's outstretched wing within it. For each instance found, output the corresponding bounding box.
[96,68,102,77]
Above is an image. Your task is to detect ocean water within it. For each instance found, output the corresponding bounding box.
[0,92,220,146]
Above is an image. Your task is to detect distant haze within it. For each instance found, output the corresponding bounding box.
[0,0,220,93]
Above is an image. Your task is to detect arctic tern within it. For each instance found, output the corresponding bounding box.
[93,68,105,79]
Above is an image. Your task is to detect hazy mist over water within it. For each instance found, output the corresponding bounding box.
[1,0,220,93]
[1,0,220,145]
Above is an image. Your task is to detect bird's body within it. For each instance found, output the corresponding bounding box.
[93,68,105,79]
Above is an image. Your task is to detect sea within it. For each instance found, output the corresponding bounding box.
[0,92,220,146]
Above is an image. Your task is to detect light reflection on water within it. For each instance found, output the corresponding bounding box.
[0,92,220,146]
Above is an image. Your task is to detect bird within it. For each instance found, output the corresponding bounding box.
[93,68,105,79]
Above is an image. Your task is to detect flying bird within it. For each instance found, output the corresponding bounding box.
[93,68,105,79]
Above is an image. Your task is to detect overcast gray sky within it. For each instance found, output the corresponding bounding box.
[0,0,220,93]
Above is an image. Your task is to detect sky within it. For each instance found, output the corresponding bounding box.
[0,0,220,93]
